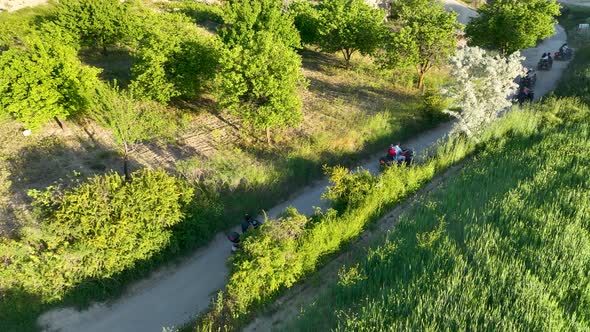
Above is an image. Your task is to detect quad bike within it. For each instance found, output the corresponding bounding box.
[537,58,552,70]
[554,48,573,61]
[515,88,534,106]
[379,148,414,170]
[520,69,536,88]
[227,231,241,253]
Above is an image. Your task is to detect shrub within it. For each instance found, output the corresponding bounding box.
[0,35,100,129]
[52,0,129,52]
[322,165,378,212]
[0,169,193,301]
[289,1,321,45]
[445,46,524,137]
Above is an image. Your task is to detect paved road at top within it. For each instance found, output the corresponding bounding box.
[38,1,571,331]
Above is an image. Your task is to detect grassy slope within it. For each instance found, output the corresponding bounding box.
[283,69,590,332]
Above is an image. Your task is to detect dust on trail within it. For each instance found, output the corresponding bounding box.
[38,2,571,332]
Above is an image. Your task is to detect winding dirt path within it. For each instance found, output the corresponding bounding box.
[38,2,571,332]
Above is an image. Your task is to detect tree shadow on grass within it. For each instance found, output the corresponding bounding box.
[5,136,138,205]
[306,75,415,112]
[300,48,343,72]
[78,47,135,88]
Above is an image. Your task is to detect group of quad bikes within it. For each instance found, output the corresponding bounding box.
[517,44,573,105]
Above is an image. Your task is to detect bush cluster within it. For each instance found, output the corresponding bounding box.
[0,169,192,301]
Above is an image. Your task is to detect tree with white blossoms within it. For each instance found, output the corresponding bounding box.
[445,46,525,137]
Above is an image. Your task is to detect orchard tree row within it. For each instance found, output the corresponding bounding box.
[0,0,561,148]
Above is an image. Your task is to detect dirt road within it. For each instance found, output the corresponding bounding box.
[443,0,477,25]
[39,3,571,332]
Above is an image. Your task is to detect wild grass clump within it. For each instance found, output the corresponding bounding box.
[285,97,590,331]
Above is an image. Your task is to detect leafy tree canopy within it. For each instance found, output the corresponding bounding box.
[466,0,561,55]
[126,7,219,103]
[217,0,305,145]
[288,1,321,45]
[316,0,386,66]
[0,35,100,129]
[221,0,301,49]
[52,0,130,52]
[382,0,460,90]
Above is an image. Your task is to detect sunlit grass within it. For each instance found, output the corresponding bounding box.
[284,97,590,331]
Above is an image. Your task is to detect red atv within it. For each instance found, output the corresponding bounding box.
[379,148,414,170]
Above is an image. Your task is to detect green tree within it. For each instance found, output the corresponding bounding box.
[466,0,561,55]
[316,0,386,67]
[289,1,321,45]
[217,0,305,145]
[93,85,174,181]
[382,0,460,91]
[53,0,129,53]
[221,0,301,49]
[0,35,100,130]
[127,8,218,103]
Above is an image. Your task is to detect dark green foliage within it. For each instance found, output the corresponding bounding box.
[0,34,100,129]
[162,0,224,27]
[289,1,321,45]
[466,0,561,55]
[382,0,460,90]
[316,0,386,66]
[52,0,129,51]
[217,0,305,144]
[555,45,590,104]
[0,169,192,302]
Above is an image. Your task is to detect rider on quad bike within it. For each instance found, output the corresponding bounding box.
[516,86,534,105]
[538,53,552,70]
[380,143,413,169]
[227,231,241,252]
[555,43,573,61]
[520,68,536,88]
[241,214,262,234]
